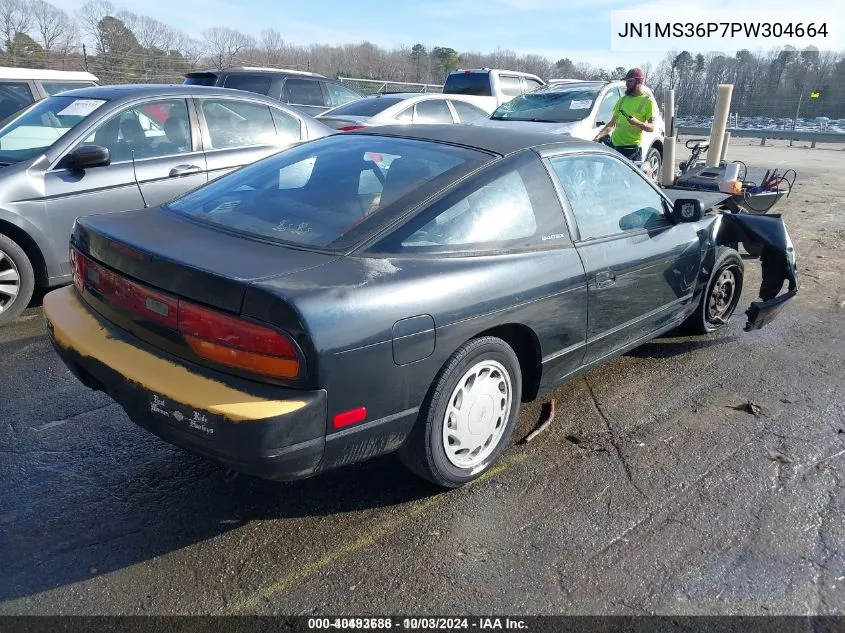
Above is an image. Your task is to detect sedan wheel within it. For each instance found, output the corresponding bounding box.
[645,147,662,183]
[399,336,522,488]
[441,360,512,470]
[0,234,35,327]
[683,247,744,335]
[707,268,737,323]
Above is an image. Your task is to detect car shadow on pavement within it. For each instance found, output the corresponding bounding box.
[0,432,440,604]
[625,333,740,359]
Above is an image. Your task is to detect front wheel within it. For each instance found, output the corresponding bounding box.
[645,147,662,183]
[399,336,522,488]
[684,247,744,334]
[0,234,35,327]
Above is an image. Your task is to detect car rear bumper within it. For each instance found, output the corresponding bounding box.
[42,286,327,481]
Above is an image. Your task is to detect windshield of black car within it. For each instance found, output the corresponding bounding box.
[166,134,491,250]
[491,87,599,122]
[0,96,107,163]
[323,96,407,117]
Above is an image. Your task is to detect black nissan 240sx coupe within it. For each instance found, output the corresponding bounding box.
[43,125,798,488]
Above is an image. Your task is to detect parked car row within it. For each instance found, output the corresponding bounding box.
[0,84,333,325]
[0,64,665,327]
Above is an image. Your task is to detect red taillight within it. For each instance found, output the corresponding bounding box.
[337,125,366,132]
[178,302,301,379]
[70,247,303,380]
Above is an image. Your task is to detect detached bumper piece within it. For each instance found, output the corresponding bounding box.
[715,213,799,331]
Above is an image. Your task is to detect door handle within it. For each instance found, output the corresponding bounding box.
[595,270,616,289]
[169,164,202,177]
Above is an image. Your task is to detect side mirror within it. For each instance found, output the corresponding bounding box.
[672,198,703,223]
[65,145,110,171]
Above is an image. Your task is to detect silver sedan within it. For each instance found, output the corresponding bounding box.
[316,93,494,131]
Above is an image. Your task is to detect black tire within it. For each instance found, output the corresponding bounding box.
[684,247,744,335]
[399,336,522,488]
[645,146,662,183]
[0,233,35,327]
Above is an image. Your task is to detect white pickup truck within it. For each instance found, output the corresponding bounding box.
[441,68,545,111]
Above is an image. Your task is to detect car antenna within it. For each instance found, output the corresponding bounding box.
[131,149,149,208]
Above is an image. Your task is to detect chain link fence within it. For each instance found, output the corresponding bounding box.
[337,77,443,95]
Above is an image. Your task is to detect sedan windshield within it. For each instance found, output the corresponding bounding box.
[0,96,107,164]
[491,86,599,122]
[166,134,491,250]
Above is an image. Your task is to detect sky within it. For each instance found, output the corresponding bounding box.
[48,0,842,73]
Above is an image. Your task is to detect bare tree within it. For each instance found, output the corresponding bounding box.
[76,0,113,56]
[259,28,284,66]
[0,0,34,66]
[30,0,75,64]
[203,26,254,69]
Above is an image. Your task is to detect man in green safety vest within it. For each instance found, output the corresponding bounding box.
[593,67,655,162]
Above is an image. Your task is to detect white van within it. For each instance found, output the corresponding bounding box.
[0,67,99,121]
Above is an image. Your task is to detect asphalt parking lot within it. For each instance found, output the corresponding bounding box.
[1,139,843,616]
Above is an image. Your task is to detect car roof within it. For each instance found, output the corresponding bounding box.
[45,83,295,103]
[0,66,99,82]
[351,124,599,156]
[187,67,327,78]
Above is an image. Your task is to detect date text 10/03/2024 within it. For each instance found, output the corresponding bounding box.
[307,618,529,630]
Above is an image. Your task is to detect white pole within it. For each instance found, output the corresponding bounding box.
[720,131,731,163]
[707,84,733,167]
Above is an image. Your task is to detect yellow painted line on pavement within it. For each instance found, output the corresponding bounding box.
[221,452,528,614]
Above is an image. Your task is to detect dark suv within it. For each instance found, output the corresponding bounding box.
[183,67,363,116]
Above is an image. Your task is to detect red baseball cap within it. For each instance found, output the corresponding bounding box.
[625,68,645,81]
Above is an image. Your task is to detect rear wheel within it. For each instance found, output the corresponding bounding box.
[684,247,744,334]
[0,234,35,327]
[399,336,522,488]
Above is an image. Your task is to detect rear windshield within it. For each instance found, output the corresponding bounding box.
[443,72,491,96]
[184,74,217,86]
[323,95,406,117]
[492,86,600,122]
[166,134,490,250]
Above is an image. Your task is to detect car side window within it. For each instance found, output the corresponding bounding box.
[379,157,571,254]
[524,78,543,92]
[394,106,413,122]
[284,78,326,106]
[596,89,618,124]
[449,100,488,123]
[414,100,454,123]
[80,99,192,163]
[550,154,667,241]
[0,81,35,120]
[40,81,97,95]
[499,75,522,97]
[202,99,277,149]
[325,82,361,107]
[271,108,302,143]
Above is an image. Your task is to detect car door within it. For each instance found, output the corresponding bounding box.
[548,152,706,364]
[371,152,589,386]
[196,97,304,182]
[43,97,207,273]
